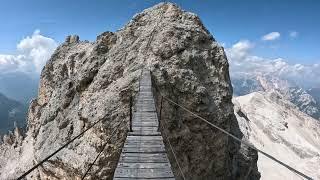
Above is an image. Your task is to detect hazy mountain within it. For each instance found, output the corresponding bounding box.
[232,76,264,96]
[232,75,320,120]
[288,87,320,119]
[0,72,39,103]
[0,93,27,135]
[234,91,320,179]
[308,88,320,103]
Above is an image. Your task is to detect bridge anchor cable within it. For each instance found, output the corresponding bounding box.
[159,95,314,180]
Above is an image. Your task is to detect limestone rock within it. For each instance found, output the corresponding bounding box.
[65,35,80,44]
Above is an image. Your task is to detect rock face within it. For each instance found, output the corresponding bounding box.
[234,91,320,179]
[0,2,259,179]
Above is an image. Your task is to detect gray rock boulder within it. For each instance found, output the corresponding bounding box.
[65,35,80,44]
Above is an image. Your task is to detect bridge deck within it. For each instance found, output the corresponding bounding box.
[113,70,175,180]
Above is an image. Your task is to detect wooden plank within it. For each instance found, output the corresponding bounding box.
[137,106,156,112]
[126,136,163,141]
[133,116,157,120]
[131,130,159,134]
[122,147,166,153]
[133,119,158,122]
[132,126,158,129]
[128,132,161,136]
[133,118,157,121]
[124,137,163,141]
[133,112,157,116]
[132,122,158,125]
[132,127,158,131]
[118,157,169,163]
[123,144,164,148]
[134,123,158,129]
[117,162,171,169]
[119,154,169,163]
[120,153,167,157]
[132,121,158,124]
[131,125,157,128]
[114,168,174,178]
[133,120,157,122]
[124,140,163,144]
[132,125,158,128]
[124,142,163,146]
[124,141,163,144]
[133,116,157,119]
[132,120,158,123]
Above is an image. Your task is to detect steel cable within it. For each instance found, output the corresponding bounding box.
[159,115,186,180]
[81,119,126,180]
[17,118,105,180]
[161,95,314,180]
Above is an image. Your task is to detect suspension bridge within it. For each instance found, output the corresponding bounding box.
[13,1,315,179]
[16,69,314,180]
[113,70,175,179]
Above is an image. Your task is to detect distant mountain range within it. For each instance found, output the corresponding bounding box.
[232,74,320,120]
[308,87,320,103]
[0,72,37,135]
[0,72,38,103]
[0,92,27,135]
[234,91,320,179]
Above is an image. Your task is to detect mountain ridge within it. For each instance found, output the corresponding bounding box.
[232,74,320,120]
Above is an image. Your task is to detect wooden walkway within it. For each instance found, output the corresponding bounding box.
[113,70,175,180]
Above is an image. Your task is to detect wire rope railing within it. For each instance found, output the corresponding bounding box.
[158,111,186,180]
[17,105,132,179]
[81,119,126,180]
[151,71,314,180]
[17,118,105,180]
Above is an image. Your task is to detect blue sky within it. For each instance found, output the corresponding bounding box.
[0,0,319,64]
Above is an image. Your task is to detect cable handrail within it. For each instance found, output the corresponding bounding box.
[160,94,314,180]
[16,118,106,180]
[159,112,186,180]
[81,119,126,179]
[150,70,313,180]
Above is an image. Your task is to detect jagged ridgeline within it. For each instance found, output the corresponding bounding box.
[0,3,260,179]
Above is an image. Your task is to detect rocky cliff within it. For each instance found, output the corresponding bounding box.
[0,3,259,179]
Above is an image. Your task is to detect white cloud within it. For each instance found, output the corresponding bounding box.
[289,31,298,38]
[226,40,254,62]
[226,40,320,88]
[0,30,57,74]
[261,32,281,41]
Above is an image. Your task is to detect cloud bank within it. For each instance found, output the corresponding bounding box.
[261,32,280,41]
[0,30,57,74]
[226,40,320,88]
